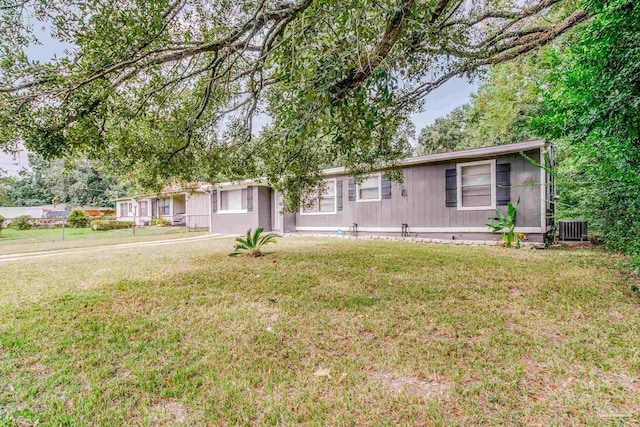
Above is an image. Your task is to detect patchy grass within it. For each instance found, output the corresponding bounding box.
[0,227,204,255]
[1,238,639,425]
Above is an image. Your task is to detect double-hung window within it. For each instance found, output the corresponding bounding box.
[160,198,170,215]
[139,201,148,216]
[356,175,381,202]
[456,160,496,210]
[301,180,336,214]
[219,188,247,213]
[120,202,127,217]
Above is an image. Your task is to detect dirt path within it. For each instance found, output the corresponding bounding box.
[0,233,230,263]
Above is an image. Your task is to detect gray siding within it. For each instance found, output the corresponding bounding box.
[295,149,544,232]
[211,186,272,234]
[185,192,210,228]
[257,186,272,231]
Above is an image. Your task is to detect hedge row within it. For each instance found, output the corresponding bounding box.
[90,220,134,231]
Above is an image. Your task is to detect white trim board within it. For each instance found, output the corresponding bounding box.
[356,173,382,202]
[299,178,338,215]
[321,140,546,177]
[456,159,496,211]
[296,226,544,233]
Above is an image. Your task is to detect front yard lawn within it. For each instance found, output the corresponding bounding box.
[1,238,638,425]
[0,226,204,256]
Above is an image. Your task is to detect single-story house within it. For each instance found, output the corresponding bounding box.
[116,140,555,242]
[115,182,211,228]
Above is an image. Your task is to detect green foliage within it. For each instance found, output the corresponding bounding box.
[11,215,34,230]
[90,220,133,231]
[0,214,4,233]
[487,198,521,248]
[415,57,544,156]
[151,218,171,227]
[229,228,277,257]
[0,0,586,209]
[0,154,129,208]
[533,0,640,255]
[66,210,90,228]
[416,107,468,155]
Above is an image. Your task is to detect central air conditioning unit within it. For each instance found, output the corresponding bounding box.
[558,220,588,241]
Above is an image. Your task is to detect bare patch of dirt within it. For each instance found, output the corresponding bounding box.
[370,371,451,399]
[151,400,189,424]
[508,287,522,298]
[248,301,282,324]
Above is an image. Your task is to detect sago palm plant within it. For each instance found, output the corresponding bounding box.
[487,197,521,248]
[229,227,277,257]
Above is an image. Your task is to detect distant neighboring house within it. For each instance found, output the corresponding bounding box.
[0,204,116,222]
[116,140,555,242]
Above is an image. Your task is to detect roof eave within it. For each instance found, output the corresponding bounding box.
[322,139,546,176]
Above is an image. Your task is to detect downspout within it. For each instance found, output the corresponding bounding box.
[209,189,214,234]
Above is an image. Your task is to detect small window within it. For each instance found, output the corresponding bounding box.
[457,160,496,210]
[139,201,148,217]
[120,202,128,217]
[356,175,381,202]
[302,180,336,214]
[160,198,170,215]
[128,202,133,216]
[219,189,247,212]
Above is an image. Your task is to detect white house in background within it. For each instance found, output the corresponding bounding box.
[0,206,47,220]
[0,204,116,222]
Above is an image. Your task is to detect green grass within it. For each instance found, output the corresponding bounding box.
[0,227,204,255]
[1,238,639,425]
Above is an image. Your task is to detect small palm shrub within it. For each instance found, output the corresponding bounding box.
[11,215,33,230]
[66,210,91,228]
[230,228,277,257]
[487,197,521,248]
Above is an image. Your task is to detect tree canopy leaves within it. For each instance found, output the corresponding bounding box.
[0,0,588,208]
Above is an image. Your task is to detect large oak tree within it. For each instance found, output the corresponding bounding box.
[0,0,589,208]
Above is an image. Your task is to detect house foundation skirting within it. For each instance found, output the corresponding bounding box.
[283,232,545,249]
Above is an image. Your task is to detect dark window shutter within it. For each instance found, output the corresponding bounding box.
[445,169,457,207]
[336,180,343,211]
[211,190,217,213]
[348,177,356,201]
[381,178,392,199]
[496,163,511,206]
[246,186,253,211]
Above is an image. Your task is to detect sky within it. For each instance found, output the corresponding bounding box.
[0,22,478,176]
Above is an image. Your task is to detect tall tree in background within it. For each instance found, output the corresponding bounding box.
[415,106,468,155]
[464,57,543,146]
[2,154,129,208]
[0,0,589,209]
[534,0,640,255]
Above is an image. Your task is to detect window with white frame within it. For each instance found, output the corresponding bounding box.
[457,160,496,210]
[357,175,381,202]
[219,188,247,212]
[139,201,148,216]
[160,198,170,215]
[302,180,336,214]
[119,202,127,217]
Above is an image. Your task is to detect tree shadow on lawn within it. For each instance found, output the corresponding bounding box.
[1,241,639,425]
